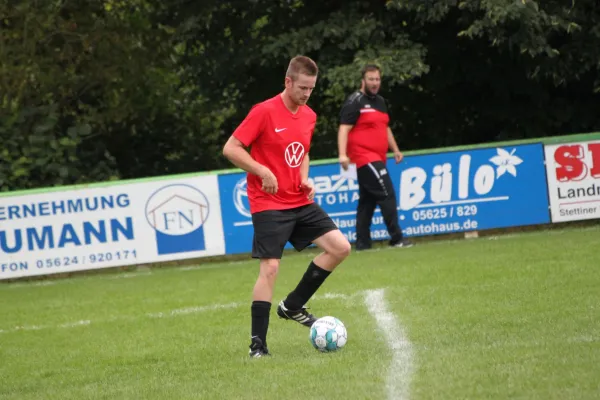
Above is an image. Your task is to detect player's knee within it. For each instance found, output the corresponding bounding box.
[333,240,351,260]
[260,259,280,280]
[341,240,352,259]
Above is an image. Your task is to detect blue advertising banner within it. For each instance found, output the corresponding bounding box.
[218,143,550,254]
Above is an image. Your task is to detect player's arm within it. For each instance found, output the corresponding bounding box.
[222,136,271,178]
[338,96,360,171]
[300,119,315,201]
[300,154,310,182]
[223,106,278,194]
[387,127,403,164]
[337,124,353,170]
[299,154,315,201]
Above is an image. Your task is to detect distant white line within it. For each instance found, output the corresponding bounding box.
[567,335,598,344]
[364,289,414,400]
[178,260,249,271]
[318,292,352,300]
[0,291,356,334]
[106,272,152,280]
[12,325,44,331]
[7,280,58,289]
[147,302,241,318]
[59,320,91,328]
[147,292,358,318]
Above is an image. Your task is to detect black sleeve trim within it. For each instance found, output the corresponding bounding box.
[339,92,362,125]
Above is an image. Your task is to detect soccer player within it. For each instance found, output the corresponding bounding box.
[222,55,351,358]
[337,64,413,251]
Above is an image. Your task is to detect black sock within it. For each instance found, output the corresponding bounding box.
[251,301,271,347]
[284,261,331,310]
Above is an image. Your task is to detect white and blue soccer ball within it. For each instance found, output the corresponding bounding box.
[309,316,348,352]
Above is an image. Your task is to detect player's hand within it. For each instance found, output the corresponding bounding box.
[258,167,278,194]
[300,180,315,201]
[394,151,404,164]
[339,155,350,170]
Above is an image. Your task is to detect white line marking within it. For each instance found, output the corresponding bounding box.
[106,272,152,280]
[364,289,414,400]
[14,325,44,331]
[567,335,598,344]
[0,291,357,334]
[318,292,351,300]
[59,320,91,328]
[7,280,58,289]
[178,261,250,271]
[147,302,241,318]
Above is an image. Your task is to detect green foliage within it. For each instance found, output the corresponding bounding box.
[2,0,600,191]
[0,0,227,190]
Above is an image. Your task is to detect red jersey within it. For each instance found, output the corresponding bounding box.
[233,95,317,214]
[339,92,390,168]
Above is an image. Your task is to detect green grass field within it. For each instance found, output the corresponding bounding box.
[1,226,599,400]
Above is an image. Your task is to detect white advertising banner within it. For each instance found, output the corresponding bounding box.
[544,140,600,222]
[0,176,225,280]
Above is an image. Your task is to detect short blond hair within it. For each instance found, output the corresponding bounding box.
[286,55,318,80]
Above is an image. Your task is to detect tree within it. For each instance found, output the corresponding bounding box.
[386,0,600,143]
[2,0,600,191]
[0,0,224,190]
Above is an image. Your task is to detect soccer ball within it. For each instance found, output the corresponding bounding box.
[309,316,347,352]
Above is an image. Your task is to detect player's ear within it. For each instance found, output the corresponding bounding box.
[284,76,293,89]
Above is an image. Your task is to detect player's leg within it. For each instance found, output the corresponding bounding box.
[355,182,377,250]
[373,163,413,247]
[277,204,351,327]
[249,257,279,358]
[249,210,295,357]
[311,229,352,271]
[355,163,389,250]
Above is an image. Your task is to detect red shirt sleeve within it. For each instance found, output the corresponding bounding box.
[233,104,266,147]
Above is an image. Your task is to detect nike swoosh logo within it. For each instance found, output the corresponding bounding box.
[275,128,287,133]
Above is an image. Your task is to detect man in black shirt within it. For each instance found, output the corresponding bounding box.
[337,64,413,250]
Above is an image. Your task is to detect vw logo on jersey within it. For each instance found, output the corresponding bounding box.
[233,178,252,218]
[285,142,305,168]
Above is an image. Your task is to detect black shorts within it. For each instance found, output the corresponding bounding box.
[251,203,338,259]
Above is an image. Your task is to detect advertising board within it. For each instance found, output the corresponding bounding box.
[544,140,600,222]
[218,143,551,254]
[0,176,225,279]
